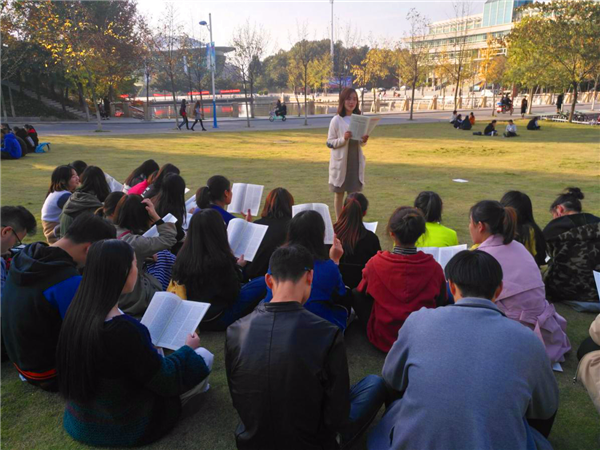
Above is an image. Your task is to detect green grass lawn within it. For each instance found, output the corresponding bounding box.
[1,121,599,449]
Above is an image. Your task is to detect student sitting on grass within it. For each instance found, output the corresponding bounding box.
[194,175,237,225]
[95,191,125,223]
[449,110,458,124]
[414,191,459,248]
[576,313,600,414]
[527,116,541,130]
[469,112,475,125]
[355,207,447,352]
[264,210,347,330]
[141,163,180,199]
[168,209,267,331]
[0,128,22,160]
[122,159,160,194]
[460,116,472,130]
[469,200,571,363]
[1,214,115,392]
[59,166,110,237]
[70,160,87,177]
[500,190,546,267]
[368,250,559,450]
[543,187,600,304]
[152,173,187,254]
[334,193,381,289]
[56,239,213,448]
[226,245,387,450]
[244,187,295,281]
[453,114,463,129]
[41,165,80,244]
[114,195,177,318]
[483,119,498,136]
[504,119,518,137]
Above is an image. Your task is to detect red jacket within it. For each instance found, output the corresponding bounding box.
[358,251,446,352]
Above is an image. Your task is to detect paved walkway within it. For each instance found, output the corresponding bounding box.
[15,104,595,136]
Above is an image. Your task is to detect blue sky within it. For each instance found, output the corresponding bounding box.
[138,0,490,53]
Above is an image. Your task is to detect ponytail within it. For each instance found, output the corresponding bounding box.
[470,200,516,245]
[196,175,231,209]
[334,198,366,255]
[550,187,584,213]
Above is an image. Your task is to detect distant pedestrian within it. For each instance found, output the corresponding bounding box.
[556,93,563,113]
[521,97,528,118]
[103,97,111,120]
[177,99,189,130]
[469,112,475,125]
[190,101,206,131]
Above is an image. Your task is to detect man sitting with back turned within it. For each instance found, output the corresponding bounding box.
[2,214,116,392]
[226,245,386,450]
[369,250,558,450]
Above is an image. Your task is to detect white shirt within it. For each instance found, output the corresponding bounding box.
[41,190,72,222]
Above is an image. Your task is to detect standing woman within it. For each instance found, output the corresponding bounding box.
[191,101,206,131]
[41,165,79,244]
[56,239,212,447]
[327,88,369,220]
[177,99,189,130]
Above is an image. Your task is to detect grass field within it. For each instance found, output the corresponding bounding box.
[1,120,599,449]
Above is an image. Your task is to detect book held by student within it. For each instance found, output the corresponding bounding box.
[140,292,210,351]
[349,115,380,141]
[227,218,268,262]
[418,244,468,271]
[292,203,335,245]
[227,183,264,217]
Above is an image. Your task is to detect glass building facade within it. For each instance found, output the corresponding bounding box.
[482,0,532,27]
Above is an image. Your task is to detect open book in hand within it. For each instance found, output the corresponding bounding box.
[349,115,380,141]
[182,212,194,231]
[105,174,124,193]
[143,213,177,238]
[418,244,468,271]
[140,292,210,351]
[227,218,268,262]
[185,194,197,211]
[227,183,264,217]
[292,203,334,245]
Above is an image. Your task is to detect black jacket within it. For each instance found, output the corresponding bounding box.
[338,230,381,289]
[1,243,81,380]
[484,123,496,135]
[226,301,350,450]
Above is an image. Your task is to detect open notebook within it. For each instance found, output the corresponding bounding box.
[140,292,210,351]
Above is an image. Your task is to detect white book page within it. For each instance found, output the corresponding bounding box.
[243,184,264,217]
[292,203,334,245]
[156,300,211,351]
[233,222,268,262]
[184,187,190,194]
[438,245,468,270]
[227,183,247,214]
[418,247,441,261]
[364,221,378,233]
[182,212,194,231]
[594,271,600,298]
[143,213,178,238]
[227,218,248,256]
[105,174,124,193]
[366,116,381,135]
[185,194,197,211]
[349,115,369,140]
[140,292,181,346]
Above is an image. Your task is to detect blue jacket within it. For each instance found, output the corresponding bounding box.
[1,242,81,381]
[1,133,22,159]
[368,298,558,450]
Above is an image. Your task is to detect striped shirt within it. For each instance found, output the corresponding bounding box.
[392,246,417,256]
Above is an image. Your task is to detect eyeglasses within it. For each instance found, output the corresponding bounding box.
[11,229,23,247]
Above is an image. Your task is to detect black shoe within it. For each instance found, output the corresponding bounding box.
[191,127,195,131]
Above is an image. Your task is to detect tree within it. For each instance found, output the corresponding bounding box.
[260,50,289,92]
[289,23,315,126]
[478,35,507,115]
[308,52,332,98]
[351,47,390,110]
[508,1,600,122]
[396,9,431,120]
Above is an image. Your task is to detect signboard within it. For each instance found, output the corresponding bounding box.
[328,77,352,89]
[206,43,216,70]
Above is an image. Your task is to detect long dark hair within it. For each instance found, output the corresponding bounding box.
[414,191,443,223]
[56,239,135,402]
[172,209,237,298]
[114,195,152,235]
[334,193,368,255]
[155,174,186,224]
[96,191,126,219]
[287,210,328,260]
[500,191,546,262]
[470,200,517,245]
[149,163,180,193]
[550,187,584,214]
[337,87,361,117]
[79,166,110,203]
[47,165,75,196]
[260,188,294,219]
[196,175,231,209]
[124,159,160,186]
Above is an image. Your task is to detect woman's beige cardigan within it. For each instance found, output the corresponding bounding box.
[326,115,366,188]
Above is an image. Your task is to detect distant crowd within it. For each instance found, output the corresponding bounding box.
[1,157,599,449]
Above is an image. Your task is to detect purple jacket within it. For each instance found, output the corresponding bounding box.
[478,234,571,363]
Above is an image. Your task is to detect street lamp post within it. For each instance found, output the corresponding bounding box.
[200,14,218,128]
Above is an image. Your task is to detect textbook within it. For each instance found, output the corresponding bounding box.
[292,203,335,245]
[182,212,194,231]
[143,213,177,238]
[227,218,268,262]
[418,244,468,270]
[105,174,124,193]
[364,221,378,233]
[227,183,264,217]
[349,115,380,141]
[141,292,210,351]
[185,194,197,211]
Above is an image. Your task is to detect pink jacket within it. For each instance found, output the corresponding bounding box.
[479,234,571,363]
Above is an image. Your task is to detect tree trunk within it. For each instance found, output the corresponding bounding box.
[243,74,250,128]
[527,86,534,114]
[409,78,417,120]
[492,87,496,117]
[77,82,90,121]
[453,67,461,109]
[249,78,255,119]
[569,81,578,123]
[304,66,308,126]
[1,89,8,122]
[170,74,179,127]
[592,75,598,111]
[17,70,23,94]
[294,88,301,116]
[8,86,16,117]
[88,77,103,131]
[62,86,68,112]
